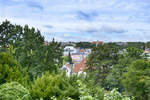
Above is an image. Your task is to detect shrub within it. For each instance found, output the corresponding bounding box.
[0,52,28,85]
[0,82,31,100]
[30,72,79,100]
[104,89,132,100]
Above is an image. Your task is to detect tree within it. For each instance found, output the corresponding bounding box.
[127,42,145,49]
[105,55,134,92]
[122,60,150,100]
[0,20,63,80]
[86,44,119,87]
[105,47,144,92]
[146,42,150,48]
[0,52,28,85]
[0,20,23,48]
[38,38,63,74]
[126,47,143,59]
[75,42,94,48]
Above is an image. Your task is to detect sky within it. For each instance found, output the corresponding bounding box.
[0,0,150,42]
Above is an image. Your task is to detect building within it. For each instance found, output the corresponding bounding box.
[63,46,91,63]
[61,59,87,76]
[71,53,84,63]
[144,48,150,53]
[92,41,104,46]
[73,59,87,75]
[63,46,80,56]
[61,63,72,76]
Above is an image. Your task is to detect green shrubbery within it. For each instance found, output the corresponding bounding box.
[0,52,28,85]
[0,82,31,100]
[30,72,80,100]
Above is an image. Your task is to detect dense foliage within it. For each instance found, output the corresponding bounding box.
[0,82,31,100]
[0,52,28,85]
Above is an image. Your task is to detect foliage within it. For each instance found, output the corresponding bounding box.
[75,42,95,48]
[127,42,145,49]
[0,20,63,80]
[86,44,119,87]
[104,89,132,100]
[77,80,104,100]
[105,47,144,91]
[126,47,143,59]
[64,52,73,64]
[0,20,22,48]
[30,72,80,100]
[122,60,150,100]
[0,52,28,85]
[0,82,31,100]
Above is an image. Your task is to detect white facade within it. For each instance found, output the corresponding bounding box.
[61,65,71,76]
[64,46,78,56]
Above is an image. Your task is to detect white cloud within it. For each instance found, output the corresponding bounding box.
[0,0,150,41]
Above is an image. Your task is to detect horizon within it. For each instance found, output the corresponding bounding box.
[1,0,150,42]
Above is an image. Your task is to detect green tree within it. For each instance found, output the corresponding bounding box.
[0,20,23,48]
[122,60,150,100]
[86,44,119,87]
[126,47,143,59]
[0,52,28,85]
[105,47,144,92]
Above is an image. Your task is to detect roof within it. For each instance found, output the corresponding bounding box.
[73,59,86,73]
[92,41,104,45]
[80,49,85,53]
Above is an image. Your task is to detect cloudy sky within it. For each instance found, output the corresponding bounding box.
[0,0,150,42]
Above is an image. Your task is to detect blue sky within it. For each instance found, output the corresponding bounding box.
[0,0,150,42]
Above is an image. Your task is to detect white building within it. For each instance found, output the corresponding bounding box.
[63,46,80,56]
[61,63,72,76]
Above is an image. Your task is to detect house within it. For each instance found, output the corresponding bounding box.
[61,63,72,76]
[61,59,87,76]
[73,59,87,75]
[71,53,84,63]
[116,42,128,46]
[92,41,104,46]
[63,46,80,56]
[81,48,91,57]
[144,48,150,53]
[142,48,150,59]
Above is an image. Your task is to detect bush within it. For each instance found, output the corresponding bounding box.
[0,52,28,85]
[0,82,31,100]
[104,89,132,100]
[30,72,80,100]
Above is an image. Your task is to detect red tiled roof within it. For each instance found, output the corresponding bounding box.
[92,41,104,45]
[73,59,86,73]
[80,49,85,53]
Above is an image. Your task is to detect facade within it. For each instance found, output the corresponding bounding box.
[62,46,91,76]
[71,53,84,63]
[63,46,91,63]
[92,41,104,46]
[61,63,72,76]
[144,48,150,53]
[63,46,80,56]
[61,59,87,76]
